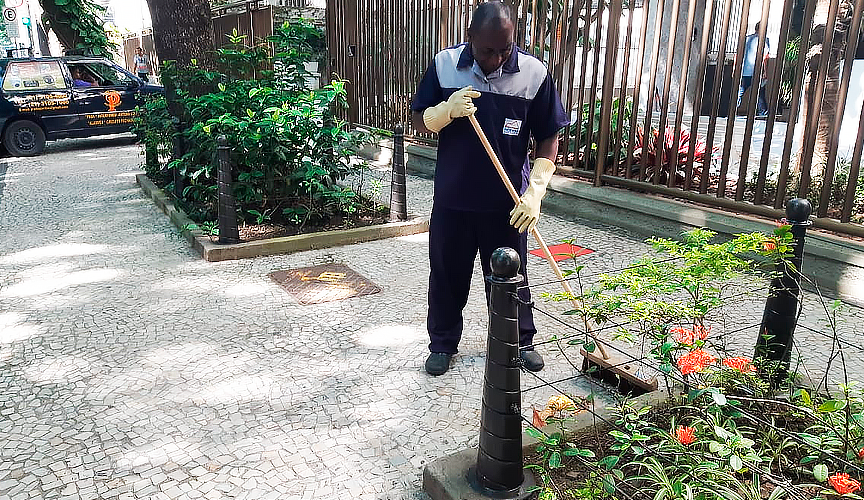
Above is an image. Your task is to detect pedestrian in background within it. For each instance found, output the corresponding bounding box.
[410,1,568,376]
[134,47,150,82]
[737,22,769,116]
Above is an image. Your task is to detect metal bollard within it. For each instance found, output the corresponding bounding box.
[469,247,535,499]
[389,123,407,222]
[754,198,812,383]
[172,118,185,200]
[216,135,240,244]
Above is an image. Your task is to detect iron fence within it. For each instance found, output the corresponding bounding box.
[325,0,864,236]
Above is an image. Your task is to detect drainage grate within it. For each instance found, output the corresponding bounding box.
[268,263,381,305]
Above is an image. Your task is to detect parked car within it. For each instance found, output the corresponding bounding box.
[0,56,163,156]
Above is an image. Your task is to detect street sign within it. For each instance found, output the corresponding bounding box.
[2,7,15,22]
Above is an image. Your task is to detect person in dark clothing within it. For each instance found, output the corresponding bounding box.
[411,1,568,376]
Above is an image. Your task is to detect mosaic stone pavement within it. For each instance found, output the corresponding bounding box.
[1,135,862,500]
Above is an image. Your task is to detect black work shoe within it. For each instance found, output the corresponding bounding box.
[425,352,453,376]
[520,350,545,372]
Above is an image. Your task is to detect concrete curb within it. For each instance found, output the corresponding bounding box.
[136,174,430,262]
[393,144,864,307]
[422,387,670,500]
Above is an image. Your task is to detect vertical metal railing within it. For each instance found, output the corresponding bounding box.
[325,0,864,238]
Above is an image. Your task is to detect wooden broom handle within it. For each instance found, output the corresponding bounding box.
[467,114,609,359]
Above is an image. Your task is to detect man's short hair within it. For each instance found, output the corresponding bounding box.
[468,1,513,34]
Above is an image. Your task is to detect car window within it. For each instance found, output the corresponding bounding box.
[2,61,67,91]
[73,62,134,88]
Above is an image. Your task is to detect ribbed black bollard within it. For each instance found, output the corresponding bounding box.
[754,198,812,383]
[389,123,407,222]
[216,135,240,244]
[469,247,535,499]
[172,118,185,200]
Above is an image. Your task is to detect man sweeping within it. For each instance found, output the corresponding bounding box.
[411,1,568,376]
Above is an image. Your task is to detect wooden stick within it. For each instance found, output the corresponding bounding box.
[467,114,610,359]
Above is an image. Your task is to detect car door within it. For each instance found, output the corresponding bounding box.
[1,59,76,134]
[68,61,140,133]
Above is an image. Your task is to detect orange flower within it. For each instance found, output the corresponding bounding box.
[828,473,861,495]
[762,240,777,252]
[677,349,717,375]
[858,447,864,460]
[671,326,710,346]
[722,357,756,374]
[675,426,696,445]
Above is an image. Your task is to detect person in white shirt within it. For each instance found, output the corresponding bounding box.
[134,47,150,82]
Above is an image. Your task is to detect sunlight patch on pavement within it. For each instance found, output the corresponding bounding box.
[0,312,44,344]
[395,232,428,243]
[23,355,92,384]
[0,243,109,264]
[221,282,271,297]
[357,323,425,347]
[0,267,123,297]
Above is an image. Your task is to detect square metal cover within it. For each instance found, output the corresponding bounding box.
[268,263,381,305]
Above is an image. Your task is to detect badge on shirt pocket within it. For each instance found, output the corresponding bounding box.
[503,118,522,136]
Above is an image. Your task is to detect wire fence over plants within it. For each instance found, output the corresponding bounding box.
[460,199,864,500]
[326,0,864,238]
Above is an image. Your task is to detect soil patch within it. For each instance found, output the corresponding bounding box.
[234,212,390,243]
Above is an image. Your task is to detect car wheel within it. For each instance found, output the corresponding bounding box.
[4,120,46,157]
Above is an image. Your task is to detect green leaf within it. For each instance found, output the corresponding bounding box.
[525,427,544,439]
[609,430,630,441]
[563,448,595,458]
[710,391,727,406]
[729,455,743,471]
[548,451,562,469]
[709,441,723,453]
[818,399,847,412]
[813,464,829,482]
[797,388,812,407]
[602,473,616,495]
[598,455,619,470]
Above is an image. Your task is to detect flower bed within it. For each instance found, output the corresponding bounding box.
[521,228,863,500]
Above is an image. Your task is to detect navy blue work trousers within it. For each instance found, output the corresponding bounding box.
[427,205,537,354]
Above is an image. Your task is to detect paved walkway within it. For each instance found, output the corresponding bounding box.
[1,136,862,500]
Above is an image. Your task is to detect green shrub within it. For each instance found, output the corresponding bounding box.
[136,19,376,230]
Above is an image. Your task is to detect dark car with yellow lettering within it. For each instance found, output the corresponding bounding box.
[0,56,163,156]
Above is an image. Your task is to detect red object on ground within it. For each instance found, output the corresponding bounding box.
[529,243,594,262]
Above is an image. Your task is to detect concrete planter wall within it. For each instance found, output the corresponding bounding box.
[136,174,429,262]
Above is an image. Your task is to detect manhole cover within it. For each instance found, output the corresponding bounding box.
[529,243,594,262]
[268,263,381,305]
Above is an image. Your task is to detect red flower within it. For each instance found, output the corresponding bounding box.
[675,426,696,445]
[671,326,710,346]
[828,473,861,495]
[858,447,864,460]
[677,349,717,375]
[722,357,756,374]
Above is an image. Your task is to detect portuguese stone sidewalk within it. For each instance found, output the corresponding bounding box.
[1,136,862,500]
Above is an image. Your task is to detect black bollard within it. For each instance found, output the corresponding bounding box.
[389,123,408,222]
[172,118,185,200]
[216,135,240,244]
[754,198,812,383]
[469,247,535,499]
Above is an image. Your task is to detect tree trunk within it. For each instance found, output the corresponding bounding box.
[796,0,852,182]
[146,0,215,69]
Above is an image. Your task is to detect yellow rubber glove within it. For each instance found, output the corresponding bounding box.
[509,157,556,233]
[422,86,482,133]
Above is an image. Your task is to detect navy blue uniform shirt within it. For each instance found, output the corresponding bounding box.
[411,43,569,212]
